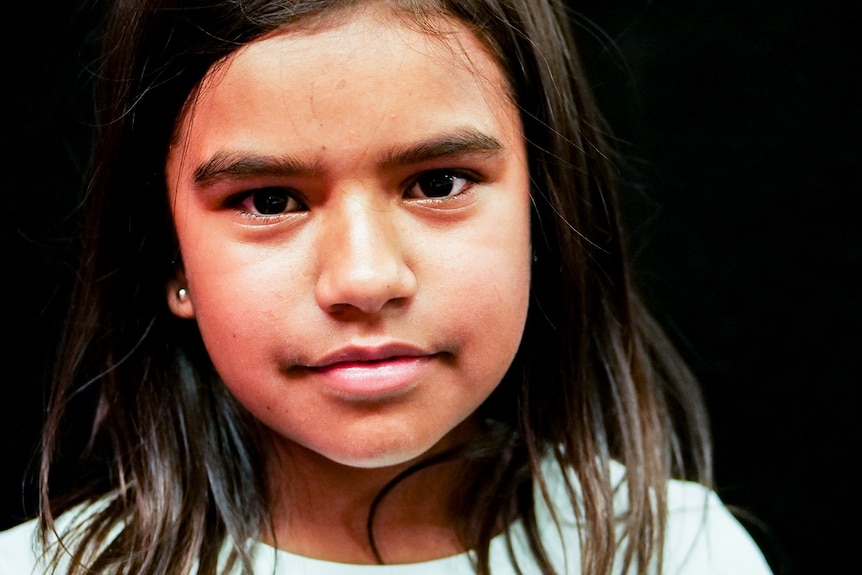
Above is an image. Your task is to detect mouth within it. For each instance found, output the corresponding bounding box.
[309,343,430,368]
[299,344,437,400]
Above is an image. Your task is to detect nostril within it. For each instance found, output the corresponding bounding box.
[314,248,418,315]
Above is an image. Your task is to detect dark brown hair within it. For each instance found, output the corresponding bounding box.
[40,1,711,574]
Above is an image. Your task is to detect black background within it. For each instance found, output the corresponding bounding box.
[2,2,858,574]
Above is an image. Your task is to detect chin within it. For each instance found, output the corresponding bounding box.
[322,441,435,471]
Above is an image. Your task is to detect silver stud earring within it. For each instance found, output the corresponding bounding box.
[177,287,189,303]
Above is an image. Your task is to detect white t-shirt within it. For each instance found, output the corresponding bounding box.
[0,463,773,574]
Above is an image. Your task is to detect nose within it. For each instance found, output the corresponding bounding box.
[314,193,417,316]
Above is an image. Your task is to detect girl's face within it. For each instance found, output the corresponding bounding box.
[166,8,531,469]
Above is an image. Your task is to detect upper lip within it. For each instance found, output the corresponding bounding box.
[306,342,431,369]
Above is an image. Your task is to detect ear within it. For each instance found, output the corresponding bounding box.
[166,268,195,319]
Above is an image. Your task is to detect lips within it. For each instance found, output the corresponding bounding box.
[300,344,436,399]
[308,343,428,367]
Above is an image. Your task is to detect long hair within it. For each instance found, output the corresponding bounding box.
[40,1,711,574]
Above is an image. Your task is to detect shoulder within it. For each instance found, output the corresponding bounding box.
[0,517,44,575]
[662,479,774,574]
[0,500,113,575]
[535,459,773,574]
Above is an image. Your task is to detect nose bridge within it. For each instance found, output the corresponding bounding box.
[315,189,416,314]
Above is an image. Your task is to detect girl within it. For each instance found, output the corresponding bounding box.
[0,0,773,573]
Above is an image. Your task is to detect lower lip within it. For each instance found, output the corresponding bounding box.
[309,356,432,399]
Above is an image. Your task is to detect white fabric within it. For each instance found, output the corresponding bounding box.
[0,463,773,574]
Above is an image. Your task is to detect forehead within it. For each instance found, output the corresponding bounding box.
[177,7,513,129]
[166,3,525,187]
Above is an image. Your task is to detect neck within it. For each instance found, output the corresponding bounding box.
[262,427,474,564]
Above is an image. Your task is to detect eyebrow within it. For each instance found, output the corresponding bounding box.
[382,128,504,167]
[191,128,504,187]
[193,152,322,187]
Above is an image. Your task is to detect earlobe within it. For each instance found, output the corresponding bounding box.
[166,273,195,319]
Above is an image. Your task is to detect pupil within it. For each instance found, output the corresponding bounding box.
[253,189,288,214]
[422,173,454,197]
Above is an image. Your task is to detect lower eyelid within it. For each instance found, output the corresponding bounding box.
[236,210,282,220]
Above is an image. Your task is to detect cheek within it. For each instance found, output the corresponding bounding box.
[182,245,309,374]
[477,255,530,355]
[434,209,532,377]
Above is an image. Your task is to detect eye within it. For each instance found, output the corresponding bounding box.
[406,170,473,199]
[235,187,304,216]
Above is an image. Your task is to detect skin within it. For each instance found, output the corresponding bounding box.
[166,5,531,563]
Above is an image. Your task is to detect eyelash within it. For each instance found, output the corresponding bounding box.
[226,187,307,221]
[404,169,479,202]
[227,168,480,221]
